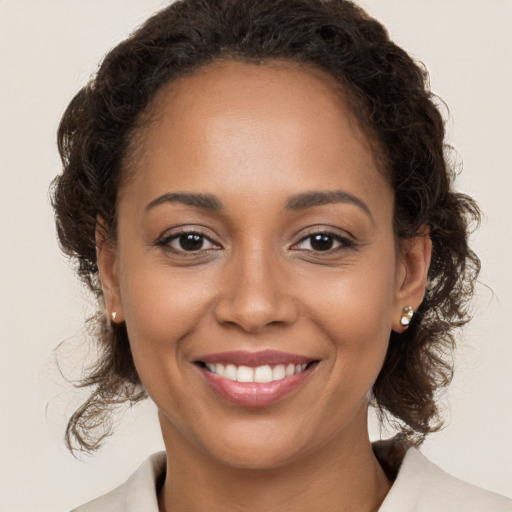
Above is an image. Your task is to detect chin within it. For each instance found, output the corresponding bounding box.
[207,437,308,471]
[160,406,327,471]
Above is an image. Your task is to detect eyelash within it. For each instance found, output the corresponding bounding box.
[291,230,356,253]
[156,230,221,254]
[156,228,356,256]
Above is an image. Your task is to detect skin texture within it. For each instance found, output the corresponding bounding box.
[97,61,431,512]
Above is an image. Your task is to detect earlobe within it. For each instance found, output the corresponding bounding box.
[95,221,124,323]
[392,227,432,333]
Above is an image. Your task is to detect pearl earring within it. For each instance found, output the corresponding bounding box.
[400,306,414,327]
[111,311,117,321]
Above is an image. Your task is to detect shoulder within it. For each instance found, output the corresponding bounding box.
[379,447,512,512]
[69,452,166,512]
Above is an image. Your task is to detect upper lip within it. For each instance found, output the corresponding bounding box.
[195,350,315,367]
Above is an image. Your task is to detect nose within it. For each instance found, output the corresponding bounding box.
[213,249,299,333]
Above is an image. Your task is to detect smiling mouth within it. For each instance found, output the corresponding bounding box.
[196,361,318,383]
[194,350,320,406]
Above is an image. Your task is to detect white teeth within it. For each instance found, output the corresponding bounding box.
[204,361,312,383]
[272,364,286,380]
[237,366,254,382]
[224,364,237,381]
[254,365,273,383]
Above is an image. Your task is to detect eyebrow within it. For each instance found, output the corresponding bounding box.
[145,192,222,212]
[285,190,373,220]
[145,189,372,220]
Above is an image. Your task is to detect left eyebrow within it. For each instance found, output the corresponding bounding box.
[144,192,223,212]
[285,190,373,221]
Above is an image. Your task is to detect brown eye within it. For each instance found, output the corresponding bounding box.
[176,233,206,251]
[309,234,335,251]
[292,231,355,253]
[159,231,220,253]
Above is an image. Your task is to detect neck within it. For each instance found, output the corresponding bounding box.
[158,413,391,512]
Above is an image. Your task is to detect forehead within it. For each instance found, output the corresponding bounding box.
[120,60,390,214]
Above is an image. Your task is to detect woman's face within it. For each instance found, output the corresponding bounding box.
[99,61,428,469]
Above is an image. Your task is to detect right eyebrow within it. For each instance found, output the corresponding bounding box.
[285,189,373,222]
[144,192,223,212]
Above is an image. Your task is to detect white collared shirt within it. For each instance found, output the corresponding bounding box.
[71,448,512,511]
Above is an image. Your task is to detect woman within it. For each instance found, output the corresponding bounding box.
[50,0,512,510]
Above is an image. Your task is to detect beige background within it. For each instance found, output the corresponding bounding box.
[0,1,511,510]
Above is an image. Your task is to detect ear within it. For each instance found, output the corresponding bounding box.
[96,220,124,323]
[392,227,432,333]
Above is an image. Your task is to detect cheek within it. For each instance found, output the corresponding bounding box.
[118,264,215,426]
[119,260,214,365]
[304,249,397,385]
[307,252,397,336]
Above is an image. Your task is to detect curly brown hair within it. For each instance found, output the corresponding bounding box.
[51,0,480,454]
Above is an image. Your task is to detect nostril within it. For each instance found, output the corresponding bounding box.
[213,295,299,333]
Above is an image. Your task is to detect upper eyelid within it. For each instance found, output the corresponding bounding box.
[157,225,219,241]
[156,229,222,250]
[155,225,355,249]
[293,226,355,242]
[292,232,353,248]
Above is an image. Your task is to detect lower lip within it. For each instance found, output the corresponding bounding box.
[199,366,314,407]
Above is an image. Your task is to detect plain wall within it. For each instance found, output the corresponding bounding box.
[0,1,511,510]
